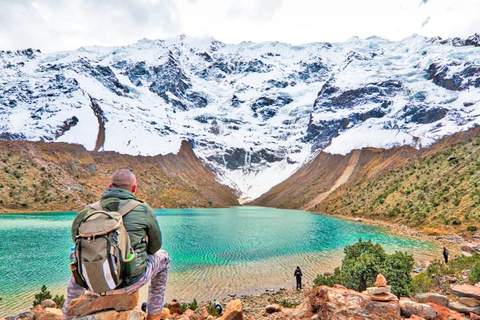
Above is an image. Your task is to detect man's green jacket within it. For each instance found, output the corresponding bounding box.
[71,188,162,279]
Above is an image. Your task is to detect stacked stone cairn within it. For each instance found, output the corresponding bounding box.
[363,274,398,302]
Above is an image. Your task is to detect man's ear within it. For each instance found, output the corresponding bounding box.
[109,183,113,188]
[131,184,137,194]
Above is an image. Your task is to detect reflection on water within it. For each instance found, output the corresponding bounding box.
[0,207,439,316]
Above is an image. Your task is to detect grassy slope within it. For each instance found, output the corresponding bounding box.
[0,140,239,213]
[255,127,480,235]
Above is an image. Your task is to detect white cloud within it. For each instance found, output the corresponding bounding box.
[0,0,478,52]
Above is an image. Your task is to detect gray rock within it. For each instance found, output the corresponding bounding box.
[458,297,480,307]
[399,299,437,320]
[448,301,480,315]
[415,293,449,306]
[366,286,391,295]
[41,299,57,309]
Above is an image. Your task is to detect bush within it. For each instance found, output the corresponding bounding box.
[53,294,65,309]
[313,239,414,296]
[380,251,414,297]
[467,226,478,232]
[469,262,480,285]
[33,285,52,306]
[274,298,300,308]
[206,302,220,317]
[411,272,432,294]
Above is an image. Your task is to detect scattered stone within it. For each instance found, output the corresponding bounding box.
[7,311,35,320]
[461,243,480,254]
[228,293,236,298]
[471,312,480,320]
[425,303,465,320]
[399,298,437,320]
[168,300,183,315]
[452,284,480,299]
[221,299,243,320]
[415,293,449,306]
[265,304,282,314]
[365,286,391,295]
[40,299,57,309]
[375,273,387,287]
[448,301,480,315]
[66,291,139,317]
[458,297,480,307]
[34,307,62,320]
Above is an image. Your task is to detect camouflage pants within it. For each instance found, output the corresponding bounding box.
[62,249,170,318]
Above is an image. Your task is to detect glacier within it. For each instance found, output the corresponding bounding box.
[0,34,479,201]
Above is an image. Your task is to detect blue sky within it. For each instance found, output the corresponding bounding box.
[0,0,479,52]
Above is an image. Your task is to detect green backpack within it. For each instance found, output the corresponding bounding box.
[72,200,140,294]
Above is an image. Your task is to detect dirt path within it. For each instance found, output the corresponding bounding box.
[302,150,361,211]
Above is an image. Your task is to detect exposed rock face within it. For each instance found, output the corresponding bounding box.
[448,301,480,315]
[415,293,449,306]
[66,292,139,317]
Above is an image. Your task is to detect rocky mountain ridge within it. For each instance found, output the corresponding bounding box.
[1,34,480,201]
[0,140,238,212]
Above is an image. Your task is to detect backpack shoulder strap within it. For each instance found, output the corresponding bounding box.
[118,200,142,217]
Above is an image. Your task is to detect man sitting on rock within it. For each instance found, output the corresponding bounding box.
[62,169,170,320]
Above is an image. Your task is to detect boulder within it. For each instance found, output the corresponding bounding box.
[66,292,139,317]
[375,274,388,287]
[415,293,449,306]
[425,303,465,320]
[297,285,401,320]
[221,299,243,320]
[458,297,480,307]
[365,286,391,295]
[196,306,209,319]
[265,304,282,313]
[451,284,480,299]
[448,301,480,315]
[461,243,480,254]
[40,299,57,309]
[72,309,144,320]
[168,300,183,315]
[399,298,437,320]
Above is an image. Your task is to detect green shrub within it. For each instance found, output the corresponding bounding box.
[33,285,52,306]
[274,299,300,308]
[467,225,478,232]
[206,302,220,317]
[313,239,414,296]
[53,294,65,309]
[380,251,414,297]
[469,262,480,285]
[411,273,432,294]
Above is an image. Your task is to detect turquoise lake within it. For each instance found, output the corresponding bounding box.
[0,206,440,316]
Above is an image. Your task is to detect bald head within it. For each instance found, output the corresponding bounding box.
[110,169,137,193]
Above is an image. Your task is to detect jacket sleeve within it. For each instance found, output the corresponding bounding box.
[146,205,162,254]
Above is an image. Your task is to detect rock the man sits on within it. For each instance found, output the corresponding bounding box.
[62,169,170,320]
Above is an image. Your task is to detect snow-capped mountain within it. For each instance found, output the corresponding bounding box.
[1,34,479,201]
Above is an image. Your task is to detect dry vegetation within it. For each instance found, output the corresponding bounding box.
[255,127,480,235]
[0,140,238,213]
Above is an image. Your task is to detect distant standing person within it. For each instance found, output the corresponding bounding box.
[443,246,449,263]
[294,266,303,291]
